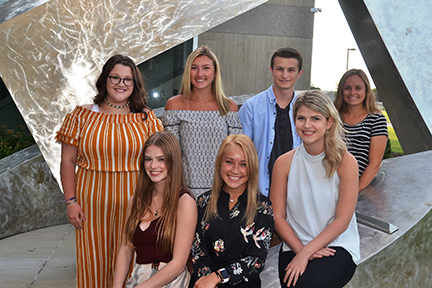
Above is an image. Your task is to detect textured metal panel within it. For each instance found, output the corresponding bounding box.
[338,0,432,154]
[0,0,268,187]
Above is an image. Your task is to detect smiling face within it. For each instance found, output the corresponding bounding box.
[342,74,366,108]
[295,105,333,152]
[190,55,215,91]
[220,144,248,195]
[270,56,303,92]
[106,64,134,106]
[144,145,168,184]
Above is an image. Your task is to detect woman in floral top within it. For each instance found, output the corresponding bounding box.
[191,134,274,288]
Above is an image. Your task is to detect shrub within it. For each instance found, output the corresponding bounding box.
[0,125,36,160]
[383,138,392,159]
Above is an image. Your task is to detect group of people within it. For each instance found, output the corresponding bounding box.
[56,45,388,288]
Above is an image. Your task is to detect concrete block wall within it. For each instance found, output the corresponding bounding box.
[199,0,315,96]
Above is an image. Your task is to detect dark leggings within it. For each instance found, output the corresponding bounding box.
[278,246,356,288]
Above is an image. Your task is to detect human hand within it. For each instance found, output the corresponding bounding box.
[194,272,220,288]
[283,253,308,287]
[67,203,85,230]
[309,247,336,260]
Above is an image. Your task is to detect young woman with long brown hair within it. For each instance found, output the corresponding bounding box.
[113,131,197,288]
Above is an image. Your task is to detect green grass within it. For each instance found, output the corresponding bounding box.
[381,110,404,155]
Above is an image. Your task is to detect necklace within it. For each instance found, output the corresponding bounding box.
[153,202,161,216]
[104,97,130,109]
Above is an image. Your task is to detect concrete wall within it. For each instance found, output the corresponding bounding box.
[199,0,315,96]
[0,145,67,239]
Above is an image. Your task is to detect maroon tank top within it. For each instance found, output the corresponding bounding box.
[133,189,189,264]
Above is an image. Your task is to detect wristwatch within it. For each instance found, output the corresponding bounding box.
[217,268,230,284]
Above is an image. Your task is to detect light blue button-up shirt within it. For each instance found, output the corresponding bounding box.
[239,85,301,196]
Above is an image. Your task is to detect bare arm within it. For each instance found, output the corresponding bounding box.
[138,193,198,288]
[270,151,304,254]
[60,142,85,229]
[359,135,387,192]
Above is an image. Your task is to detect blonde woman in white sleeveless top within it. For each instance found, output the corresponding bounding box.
[270,91,360,288]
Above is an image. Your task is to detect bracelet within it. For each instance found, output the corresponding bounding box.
[62,196,76,203]
[66,199,77,206]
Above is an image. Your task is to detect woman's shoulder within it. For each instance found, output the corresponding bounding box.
[278,148,296,163]
[366,112,386,122]
[196,190,212,208]
[178,191,197,210]
[228,98,239,112]
[257,191,271,204]
[164,95,185,111]
[338,151,358,174]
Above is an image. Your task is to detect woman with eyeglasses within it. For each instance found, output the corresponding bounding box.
[56,54,163,288]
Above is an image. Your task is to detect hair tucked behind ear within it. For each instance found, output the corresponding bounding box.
[294,91,347,177]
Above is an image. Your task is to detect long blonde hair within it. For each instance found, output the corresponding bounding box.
[204,134,259,226]
[294,91,347,177]
[124,131,191,255]
[180,45,231,116]
[334,69,381,116]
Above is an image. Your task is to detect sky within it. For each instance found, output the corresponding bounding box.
[311,0,375,91]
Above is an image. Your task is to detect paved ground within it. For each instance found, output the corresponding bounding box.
[0,224,281,288]
[0,224,75,288]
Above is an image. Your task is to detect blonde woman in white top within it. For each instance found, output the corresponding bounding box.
[270,90,360,288]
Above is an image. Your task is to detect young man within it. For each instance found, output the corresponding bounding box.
[239,47,304,196]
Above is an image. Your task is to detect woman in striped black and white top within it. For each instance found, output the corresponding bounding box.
[335,69,388,193]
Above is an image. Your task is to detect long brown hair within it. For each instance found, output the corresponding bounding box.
[124,131,191,255]
[180,45,231,116]
[334,69,381,117]
[294,91,347,178]
[204,134,259,226]
[94,54,148,117]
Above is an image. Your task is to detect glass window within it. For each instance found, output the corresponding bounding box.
[138,39,193,109]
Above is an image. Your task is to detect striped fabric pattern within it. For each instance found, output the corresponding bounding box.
[56,106,163,288]
[344,113,388,175]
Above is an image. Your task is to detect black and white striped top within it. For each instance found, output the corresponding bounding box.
[344,113,388,176]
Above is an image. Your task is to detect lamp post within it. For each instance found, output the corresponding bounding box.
[346,48,356,70]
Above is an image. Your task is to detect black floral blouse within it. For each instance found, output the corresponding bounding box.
[191,189,274,287]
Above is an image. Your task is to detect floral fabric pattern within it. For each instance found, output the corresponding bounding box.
[191,190,274,286]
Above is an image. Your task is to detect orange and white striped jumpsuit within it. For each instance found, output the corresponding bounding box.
[56,106,163,287]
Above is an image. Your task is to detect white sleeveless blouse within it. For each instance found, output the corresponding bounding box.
[282,142,360,264]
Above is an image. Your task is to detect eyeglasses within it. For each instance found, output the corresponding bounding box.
[108,76,134,87]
